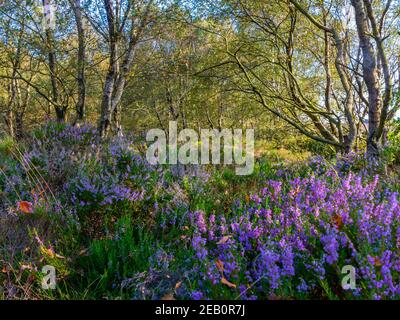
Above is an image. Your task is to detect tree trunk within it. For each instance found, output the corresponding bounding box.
[99,62,117,138]
[98,0,118,138]
[4,109,15,138]
[98,0,153,138]
[15,112,24,139]
[113,102,123,137]
[70,0,86,123]
[43,0,64,122]
[351,0,382,158]
[332,29,357,152]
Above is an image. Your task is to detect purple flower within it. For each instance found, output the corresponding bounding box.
[191,291,204,300]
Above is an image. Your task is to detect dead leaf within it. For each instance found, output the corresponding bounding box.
[374,257,382,267]
[215,259,224,273]
[332,214,343,229]
[175,281,182,290]
[221,277,236,288]
[79,248,89,256]
[217,235,232,245]
[268,294,284,300]
[161,292,176,300]
[17,201,33,214]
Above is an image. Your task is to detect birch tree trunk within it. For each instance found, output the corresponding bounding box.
[351,0,382,157]
[98,0,118,138]
[98,0,154,138]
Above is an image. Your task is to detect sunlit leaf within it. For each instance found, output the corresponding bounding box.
[174,281,182,290]
[17,201,33,214]
[221,277,236,288]
[215,259,224,273]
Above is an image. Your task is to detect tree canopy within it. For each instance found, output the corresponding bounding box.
[1,0,399,156]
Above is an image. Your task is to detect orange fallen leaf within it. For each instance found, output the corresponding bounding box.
[221,277,236,288]
[331,214,343,229]
[215,259,224,273]
[374,257,382,267]
[1,266,7,273]
[175,281,182,290]
[17,201,33,214]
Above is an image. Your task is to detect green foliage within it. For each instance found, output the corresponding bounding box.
[382,121,400,166]
[76,216,155,298]
[0,135,15,157]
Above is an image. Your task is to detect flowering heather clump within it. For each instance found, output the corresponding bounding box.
[107,138,153,177]
[65,141,152,217]
[188,172,400,300]
[69,173,145,208]
[34,121,97,147]
[3,122,101,197]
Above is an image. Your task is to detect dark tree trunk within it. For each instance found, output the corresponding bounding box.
[43,0,64,122]
[15,112,24,139]
[70,0,86,123]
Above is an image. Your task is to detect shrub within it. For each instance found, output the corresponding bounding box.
[187,172,400,300]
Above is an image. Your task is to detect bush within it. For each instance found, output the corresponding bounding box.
[187,172,400,300]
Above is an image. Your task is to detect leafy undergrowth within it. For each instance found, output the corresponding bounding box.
[1,122,400,300]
